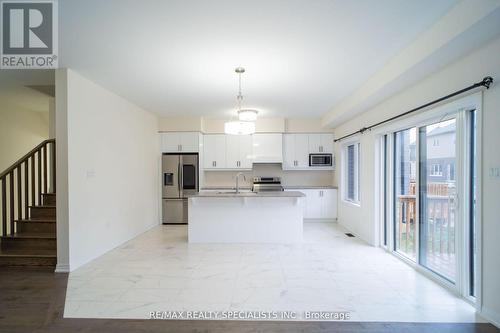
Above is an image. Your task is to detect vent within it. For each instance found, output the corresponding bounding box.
[345,233,355,238]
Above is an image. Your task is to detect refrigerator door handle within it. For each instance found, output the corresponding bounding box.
[179,157,184,198]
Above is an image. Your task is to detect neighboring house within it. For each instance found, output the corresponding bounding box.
[426,121,456,183]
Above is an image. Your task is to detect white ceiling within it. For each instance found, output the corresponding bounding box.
[59,0,457,119]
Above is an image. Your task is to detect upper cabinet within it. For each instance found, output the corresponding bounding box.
[308,133,334,153]
[226,135,253,169]
[252,134,283,163]
[203,134,254,170]
[203,134,226,169]
[283,134,309,169]
[200,132,333,171]
[283,133,334,170]
[160,132,199,153]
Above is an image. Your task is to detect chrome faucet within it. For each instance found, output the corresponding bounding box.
[235,172,246,194]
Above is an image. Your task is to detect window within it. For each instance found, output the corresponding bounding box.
[430,164,443,176]
[344,142,360,203]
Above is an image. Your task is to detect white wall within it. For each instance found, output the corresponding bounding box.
[0,97,49,172]
[333,36,500,325]
[57,69,159,271]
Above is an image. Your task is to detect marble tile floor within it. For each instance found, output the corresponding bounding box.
[64,222,483,322]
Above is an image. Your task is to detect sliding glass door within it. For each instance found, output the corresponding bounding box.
[394,128,417,260]
[418,119,457,282]
[384,103,478,295]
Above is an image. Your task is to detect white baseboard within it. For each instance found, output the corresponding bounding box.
[481,306,500,328]
[55,263,70,273]
[304,218,337,223]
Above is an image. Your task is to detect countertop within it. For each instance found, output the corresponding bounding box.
[284,186,338,190]
[201,186,338,190]
[188,190,305,198]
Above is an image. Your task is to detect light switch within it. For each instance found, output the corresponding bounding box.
[490,167,500,178]
[86,170,96,178]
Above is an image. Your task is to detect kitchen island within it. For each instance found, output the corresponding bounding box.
[187,191,305,243]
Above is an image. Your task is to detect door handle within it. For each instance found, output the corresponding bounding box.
[178,164,181,192]
[179,161,183,196]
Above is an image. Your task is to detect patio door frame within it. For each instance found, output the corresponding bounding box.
[374,93,482,308]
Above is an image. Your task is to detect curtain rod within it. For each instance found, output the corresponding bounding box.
[334,76,493,143]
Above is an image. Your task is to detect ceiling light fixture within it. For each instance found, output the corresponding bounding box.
[224,67,258,135]
[238,109,259,121]
[224,120,256,135]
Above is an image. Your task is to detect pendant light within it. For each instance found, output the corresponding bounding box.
[224,67,258,135]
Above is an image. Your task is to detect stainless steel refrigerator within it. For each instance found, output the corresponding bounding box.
[162,153,198,224]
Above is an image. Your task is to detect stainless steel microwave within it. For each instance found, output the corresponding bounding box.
[309,154,332,167]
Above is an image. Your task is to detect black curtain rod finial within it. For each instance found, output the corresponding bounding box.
[482,76,493,89]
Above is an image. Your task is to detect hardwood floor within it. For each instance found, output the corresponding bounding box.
[0,268,498,333]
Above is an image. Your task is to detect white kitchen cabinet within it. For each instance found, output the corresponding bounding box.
[309,133,334,153]
[239,135,253,168]
[283,134,309,169]
[160,132,199,152]
[305,190,323,218]
[283,135,295,169]
[288,188,337,220]
[203,134,226,169]
[252,133,283,163]
[322,189,337,218]
[161,133,180,152]
[179,132,200,152]
[226,135,252,169]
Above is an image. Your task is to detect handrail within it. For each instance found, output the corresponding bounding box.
[0,139,55,179]
[1,139,56,237]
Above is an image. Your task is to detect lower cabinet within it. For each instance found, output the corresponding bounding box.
[288,188,337,220]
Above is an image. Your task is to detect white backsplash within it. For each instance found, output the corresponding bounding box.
[202,164,334,188]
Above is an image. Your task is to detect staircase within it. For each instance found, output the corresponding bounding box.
[0,140,56,268]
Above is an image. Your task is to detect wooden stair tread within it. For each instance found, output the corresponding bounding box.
[0,248,56,257]
[2,233,56,239]
[16,218,56,223]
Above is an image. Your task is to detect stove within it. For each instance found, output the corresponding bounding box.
[252,176,284,192]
